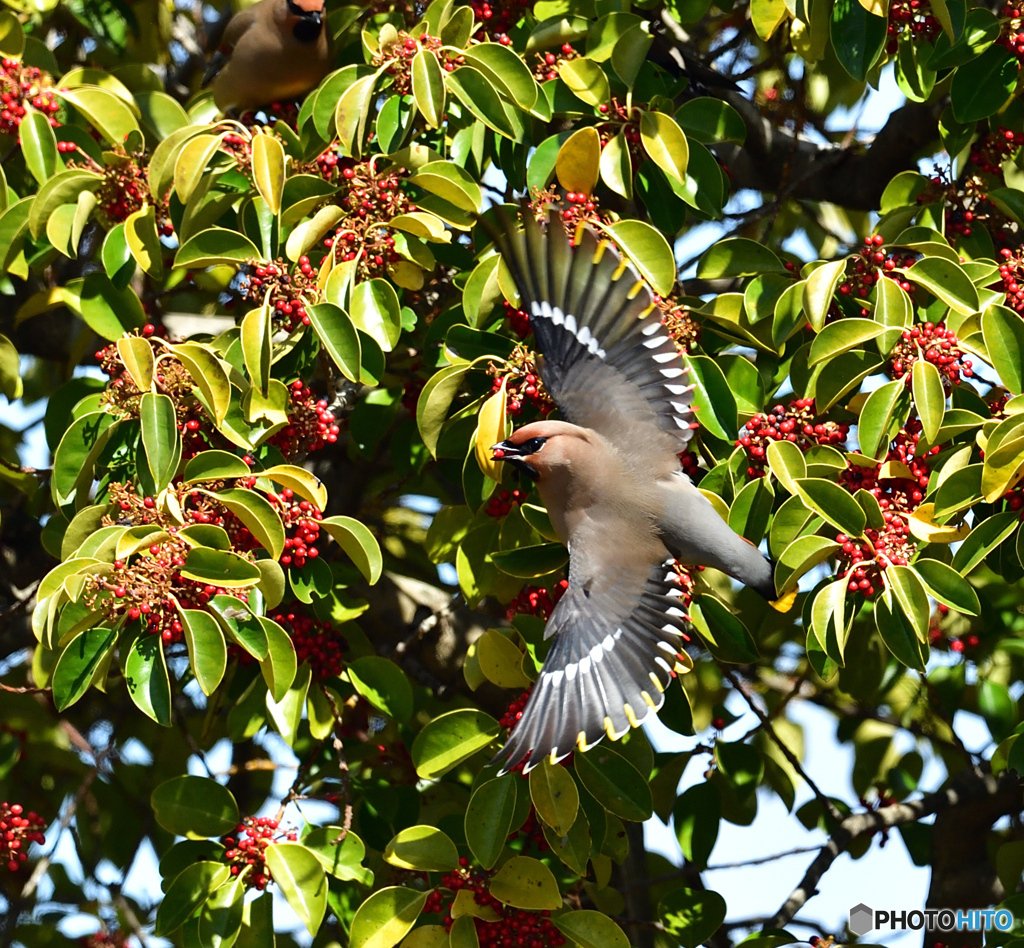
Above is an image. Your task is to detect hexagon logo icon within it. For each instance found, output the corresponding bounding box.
[849,903,874,937]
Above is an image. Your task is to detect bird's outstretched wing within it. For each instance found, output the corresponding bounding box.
[487,205,697,458]
[496,529,690,774]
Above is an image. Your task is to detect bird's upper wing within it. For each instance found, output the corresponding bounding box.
[495,517,691,774]
[490,206,696,458]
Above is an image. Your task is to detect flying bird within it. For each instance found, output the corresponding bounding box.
[203,0,330,113]
[485,207,777,774]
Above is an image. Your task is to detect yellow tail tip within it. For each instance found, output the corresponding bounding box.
[769,588,798,613]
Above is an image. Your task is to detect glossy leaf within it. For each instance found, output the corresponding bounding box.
[465,777,517,869]
[488,856,562,910]
[151,775,239,838]
[349,887,428,948]
[264,843,327,936]
[411,708,501,778]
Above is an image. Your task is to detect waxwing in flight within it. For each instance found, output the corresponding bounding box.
[484,206,778,774]
[203,0,330,113]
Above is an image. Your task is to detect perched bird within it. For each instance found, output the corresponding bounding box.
[485,207,777,774]
[203,0,330,113]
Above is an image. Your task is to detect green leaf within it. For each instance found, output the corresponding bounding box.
[793,478,866,537]
[180,548,261,588]
[52,625,117,711]
[689,596,760,663]
[184,451,251,483]
[830,0,886,80]
[57,86,141,145]
[490,543,569,578]
[411,708,501,778]
[349,887,428,948]
[911,359,944,444]
[308,302,360,381]
[410,161,483,214]
[347,655,412,722]
[950,44,1018,122]
[728,477,774,545]
[697,238,786,279]
[155,861,230,935]
[446,66,517,139]
[983,304,1024,394]
[198,877,244,948]
[140,393,181,492]
[463,774,517,869]
[673,781,719,869]
[675,98,745,144]
[951,511,1018,574]
[802,260,848,332]
[530,759,579,836]
[598,219,675,296]
[264,843,327,937]
[265,663,311,747]
[659,887,728,948]
[176,607,227,696]
[639,110,688,187]
[302,826,373,885]
[335,73,378,159]
[766,440,807,495]
[558,58,610,107]
[260,618,297,703]
[488,855,562,910]
[204,488,285,561]
[858,378,911,460]
[176,228,261,269]
[899,257,979,316]
[252,132,285,216]
[21,109,58,186]
[125,632,171,726]
[152,775,239,838]
[461,42,539,110]
[240,304,271,397]
[808,317,882,365]
[80,271,147,340]
[599,130,633,199]
[552,911,630,948]
[574,745,653,822]
[351,278,402,352]
[684,354,737,441]
[385,825,460,872]
[914,559,980,615]
[124,203,164,278]
[0,11,25,59]
[412,49,446,128]
[556,126,601,195]
[885,565,930,641]
[320,516,382,584]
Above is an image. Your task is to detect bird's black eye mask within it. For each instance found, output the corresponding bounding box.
[287,0,323,41]
[491,436,546,480]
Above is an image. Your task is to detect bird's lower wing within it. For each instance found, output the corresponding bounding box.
[495,556,691,774]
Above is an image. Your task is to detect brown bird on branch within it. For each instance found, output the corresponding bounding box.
[203,0,330,113]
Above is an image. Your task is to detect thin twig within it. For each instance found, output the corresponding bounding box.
[707,844,824,871]
[723,668,844,826]
[322,686,354,842]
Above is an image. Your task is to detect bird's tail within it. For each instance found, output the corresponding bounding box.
[493,561,691,775]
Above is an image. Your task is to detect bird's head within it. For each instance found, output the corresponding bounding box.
[286,0,324,37]
[491,421,588,482]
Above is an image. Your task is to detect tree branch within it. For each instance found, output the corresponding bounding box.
[766,766,1022,930]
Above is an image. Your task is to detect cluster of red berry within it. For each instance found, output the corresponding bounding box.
[660,300,702,355]
[888,322,973,389]
[596,99,648,167]
[485,488,529,518]
[841,420,936,512]
[0,802,46,873]
[834,515,914,597]
[533,43,579,82]
[272,490,323,569]
[737,398,849,478]
[222,816,298,890]
[272,606,345,679]
[80,930,127,948]
[997,248,1024,314]
[424,860,566,947]
[969,127,1024,176]
[505,579,568,621]
[838,236,918,299]
[1,59,59,137]
[90,150,173,235]
[529,187,606,246]
[488,345,554,418]
[468,0,529,38]
[323,161,416,280]
[375,32,452,94]
[267,380,340,456]
[503,301,531,339]
[243,259,314,332]
[678,450,701,481]
[499,690,530,731]
[999,4,1024,64]
[886,0,940,52]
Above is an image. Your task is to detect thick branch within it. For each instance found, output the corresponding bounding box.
[766,767,1022,930]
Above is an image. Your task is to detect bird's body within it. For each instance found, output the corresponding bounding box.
[203,0,330,112]
[485,207,778,773]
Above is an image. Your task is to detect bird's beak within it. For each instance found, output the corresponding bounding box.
[307,9,322,26]
[491,439,521,460]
